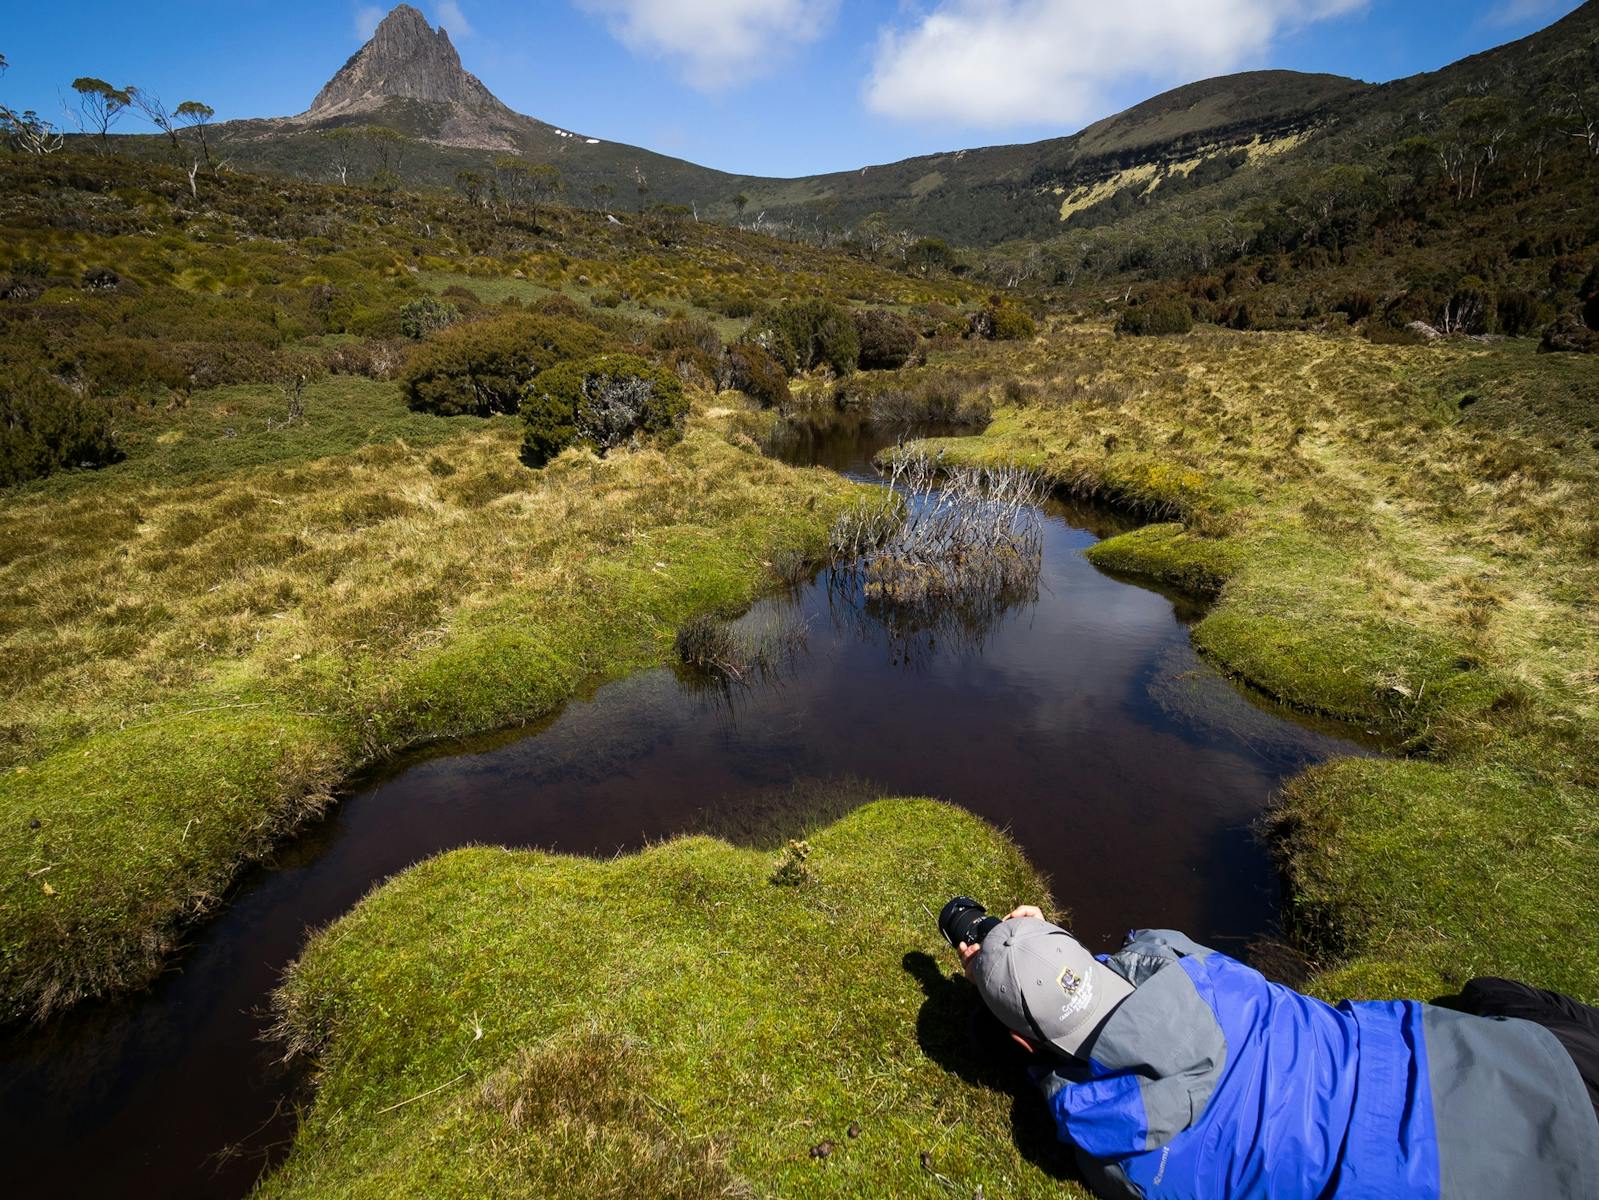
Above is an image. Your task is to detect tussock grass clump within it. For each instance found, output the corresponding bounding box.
[398,296,459,340]
[261,800,1068,1199]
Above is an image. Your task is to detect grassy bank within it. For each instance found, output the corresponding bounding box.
[0,385,863,1022]
[916,325,1599,1000]
[263,797,1082,1200]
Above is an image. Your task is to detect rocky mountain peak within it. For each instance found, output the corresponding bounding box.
[307,4,511,118]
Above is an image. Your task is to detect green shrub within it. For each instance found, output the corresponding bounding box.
[1116,297,1194,337]
[440,284,483,311]
[531,293,586,321]
[323,339,407,381]
[648,318,722,383]
[917,302,965,339]
[761,299,860,376]
[649,317,722,361]
[714,296,762,320]
[989,300,1037,341]
[80,266,122,293]
[405,314,608,417]
[170,340,291,389]
[77,337,188,396]
[968,296,1036,341]
[723,342,790,408]
[1496,290,1541,338]
[1333,292,1377,322]
[521,353,688,466]
[398,296,460,340]
[852,309,920,370]
[1,362,122,486]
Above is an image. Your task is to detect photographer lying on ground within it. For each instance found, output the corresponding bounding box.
[940,898,1599,1199]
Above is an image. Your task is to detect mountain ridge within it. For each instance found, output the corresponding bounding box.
[306,4,511,121]
[187,2,1596,249]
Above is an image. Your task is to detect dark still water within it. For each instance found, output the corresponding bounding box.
[0,421,1371,1198]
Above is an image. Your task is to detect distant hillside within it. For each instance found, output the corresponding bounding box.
[1025,0,1599,334]
[729,71,1370,244]
[166,4,1365,246]
[120,0,1599,274]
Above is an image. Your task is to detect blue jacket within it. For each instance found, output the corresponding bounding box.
[1044,931,1599,1200]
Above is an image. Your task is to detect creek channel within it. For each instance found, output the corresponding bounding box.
[1,416,1374,1198]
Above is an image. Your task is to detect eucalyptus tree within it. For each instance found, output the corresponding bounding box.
[71,77,132,154]
[0,52,64,156]
[175,100,214,168]
[321,127,359,185]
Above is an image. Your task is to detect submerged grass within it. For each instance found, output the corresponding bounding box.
[917,325,1599,1001]
[0,387,863,1022]
[263,798,1082,1200]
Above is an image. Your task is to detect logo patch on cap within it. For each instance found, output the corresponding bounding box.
[1056,964,1094,1021]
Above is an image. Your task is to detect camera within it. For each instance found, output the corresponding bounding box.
[939,896,1002,950]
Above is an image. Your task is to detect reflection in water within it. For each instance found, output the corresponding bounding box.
[0,418,1374,1200]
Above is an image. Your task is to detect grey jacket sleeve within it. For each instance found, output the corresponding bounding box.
[1107,929,1217,986]
[1123,929,1217,960]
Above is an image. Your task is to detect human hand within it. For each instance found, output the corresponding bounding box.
[957,940,982,976]
[1005,905,1044,922]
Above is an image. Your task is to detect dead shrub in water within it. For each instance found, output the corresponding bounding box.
[830,453,1045,618]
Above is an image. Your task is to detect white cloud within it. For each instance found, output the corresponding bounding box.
[435,1,474,37]
[355,5,384,40]
[1481,0,1572,27]
[577,0,840,90]
[865,0,1367,130]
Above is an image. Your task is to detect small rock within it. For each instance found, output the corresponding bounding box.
[1406,320,1441,341]
[809,1140,834,1160]
[847,1123,861,1139]
[29,819,41,829]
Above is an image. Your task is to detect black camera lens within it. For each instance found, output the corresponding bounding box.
[939,896,1002,949]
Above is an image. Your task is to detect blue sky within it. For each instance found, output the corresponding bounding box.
[1,0,1584,177]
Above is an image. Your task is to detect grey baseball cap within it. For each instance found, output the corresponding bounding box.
[968,917,1135,1058]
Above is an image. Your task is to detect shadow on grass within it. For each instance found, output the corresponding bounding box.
[901,950,1082,1184]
